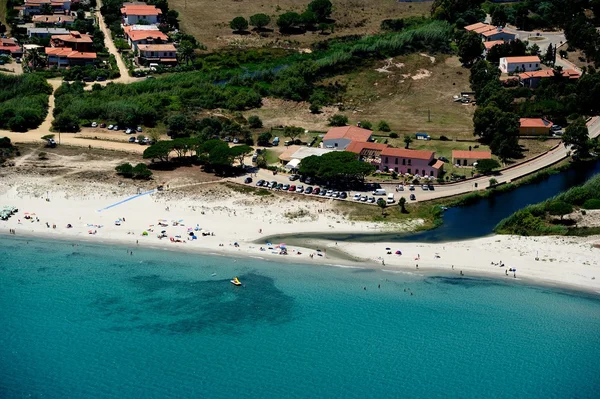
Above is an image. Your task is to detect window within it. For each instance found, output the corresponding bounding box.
[402,159,406,165]
[407,168,411,174]
[463,159,467,166]
[334,143,338,147]
[422,169,425,176]
[394,167,398,173]
[407,159,411,166]
[430,171,434,176]
[394,158,398,165]
[385,157,388,163]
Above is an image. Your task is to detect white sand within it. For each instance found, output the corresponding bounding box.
[2,177,599,294]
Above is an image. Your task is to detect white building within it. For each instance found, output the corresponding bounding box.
[120,4,162,26]
[499,56,541,73]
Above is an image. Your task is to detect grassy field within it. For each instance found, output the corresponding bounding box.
[331,54,475,137]
[169,0,430,50]
[0,0,8,34]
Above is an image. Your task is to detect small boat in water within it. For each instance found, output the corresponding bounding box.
[231,277,242,286]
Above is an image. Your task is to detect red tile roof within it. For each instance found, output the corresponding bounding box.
[45,47,96,59]
[464,22,489,31]
[323,126,373,142]
[381,147,434,160]
[431,160,444,170]
[518,69,580,80]
[345,141,389,154]
[502,56,540,63]
[121,5,162,16]
[484,40,504,50]
[137,44,176,52]
[32,15,76,23]
[452,150,492,160]
[126,30,168,42]
[51,31,93,43]
[519,118,553,128]
[481,28,510,37]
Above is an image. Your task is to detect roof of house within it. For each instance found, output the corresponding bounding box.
[124,24,160,32]
[501,56,541,63]
[431,159,445,170]
[27,27,70,34]
[519,118,553,128]
[518,69,581,80]
[279,145,302,162]
[323,126,373,142]
[464,22,489,31]
[137,44,176,52]
[380,147,434,160]
[51,31,93,43]
[1,38,18,46]
[45,47,96,59]
[120,5,162,16]
[126,29,168,42]
[345,141,389,154]
[25,0,52,4]
[484,40,504,50]
[32,15,76,23]
[472,25,497,34]
[481,28,512,37]
[451,150,492,160]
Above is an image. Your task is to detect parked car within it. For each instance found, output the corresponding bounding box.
[96,76,106,82]
[244,177,253,184]
[256,179,265,187]
[295,185,304,193]
[128,137,136,143]
[409,185,415,191]
[340,192,348,199]
[368,197,375,203]
[282,184,290,191]
[428,184,435,191]
[332,191,339,198]
[299,175,306,183]
[233,138,239,144]
[289,174,299,181]
[100,123,106,128]
[353,193,361,201]
[108,124,114,130]
[410,194,416,201]
[304,186,313,194]
[319,190,327,196]
[289,185,296,192]
[360,195,367,202]
[276,183,283,190]
[91,122,98,128]
[312,187,320,195]
[422,185,429,191]
[125,128,133,134]
[82,77,93,82]
[438,156,449,163]
[113,125,119,131]
[326,190,333,197]
[551,125,562,131]
[306,177,313,184]
[262,180,270,187]
[136,126,143,132]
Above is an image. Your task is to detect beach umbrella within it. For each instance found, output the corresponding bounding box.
[161,230,166,233]
[280,243,286,248]
[385,247,391,250]
[142,231,148,236]
[395,250,402,255]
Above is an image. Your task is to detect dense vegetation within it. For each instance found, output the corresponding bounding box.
[494,173,600,236]
[0,137,18,164]
[52,21,453,129]
[298,151,375,188]
[0,74,52,132]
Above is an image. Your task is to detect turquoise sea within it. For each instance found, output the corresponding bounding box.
[1,236,599,399]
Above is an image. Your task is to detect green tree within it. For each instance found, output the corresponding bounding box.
[475,158,501,174]
[115,162,134,177]
[544,43,555,66]
[8,116,27,132]
[377,198,387,216]
[52,114,80,133]
[132,163,152,179]
[377,120,391,132]
[40,3,53,15]
[248,115,263,128]
[177,40,195,65]
[328,114,348,126]
[529,43,540,56]
[250,13,271,30]
[360,120,372,130]
[404,135,413,149]
[458,31,484,67]
[547,200,573,220]
[308,0,333,21]
[562,118,590,157]
[257,132,272,146]
[284,126,304,142]
[143,141,174,163]
[27,48,46,71]
[230,144,253,166]
[277,12,301,32]
[389,132,399,138]
[300,10,318,29]
[398,196,407,213]
[491,6,508,26]
[230,16,249,32]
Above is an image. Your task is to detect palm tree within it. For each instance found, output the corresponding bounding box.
[27,48,46,71]
[177,40,195,65]
[404,135,413,149]
[377,198,386,216]
[398,197,407,213]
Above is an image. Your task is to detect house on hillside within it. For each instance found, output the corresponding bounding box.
[136,44,177,65]
[499,56,541,73]
[483,40,503,56]
[345,141,390,167]
[518,69,580,88]
[379,148,444,177]
[32,14,76,27]
[21,0,71,16]
[451,150,492,167]
[464,22,515,42]
[45,47,96,68]
[519,118,553,135]
[50,31,93,52]
[120,4,162,26]
[124,26,169,51]
[27,27,70,38]
[322,126,373,150]
[0,38,23,57]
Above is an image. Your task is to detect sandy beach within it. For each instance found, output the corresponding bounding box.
[1,172,600,294]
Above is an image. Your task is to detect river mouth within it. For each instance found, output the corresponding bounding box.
[260,160,600,245]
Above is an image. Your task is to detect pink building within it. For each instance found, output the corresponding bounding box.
[379,147,444,177]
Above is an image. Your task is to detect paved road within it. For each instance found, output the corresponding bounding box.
[236,117,600,203]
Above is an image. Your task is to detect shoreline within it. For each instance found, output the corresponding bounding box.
[1,176,599,295]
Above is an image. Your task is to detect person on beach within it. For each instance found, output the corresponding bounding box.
[416,264,419,269]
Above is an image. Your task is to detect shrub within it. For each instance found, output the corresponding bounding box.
[115,162,134,177]
[248,115,263,128]
[328,114,348,126]
[360,120,372,130]
[133,163,152,179]
[440,135,449,141]
[583,199,600,209]
[230,16,249,32]
[389,132,399,138]
[546,200,573,219]
[309,103,321,114]
[377,120,391,132]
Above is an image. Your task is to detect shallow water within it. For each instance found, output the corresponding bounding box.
[1,236,599,398]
